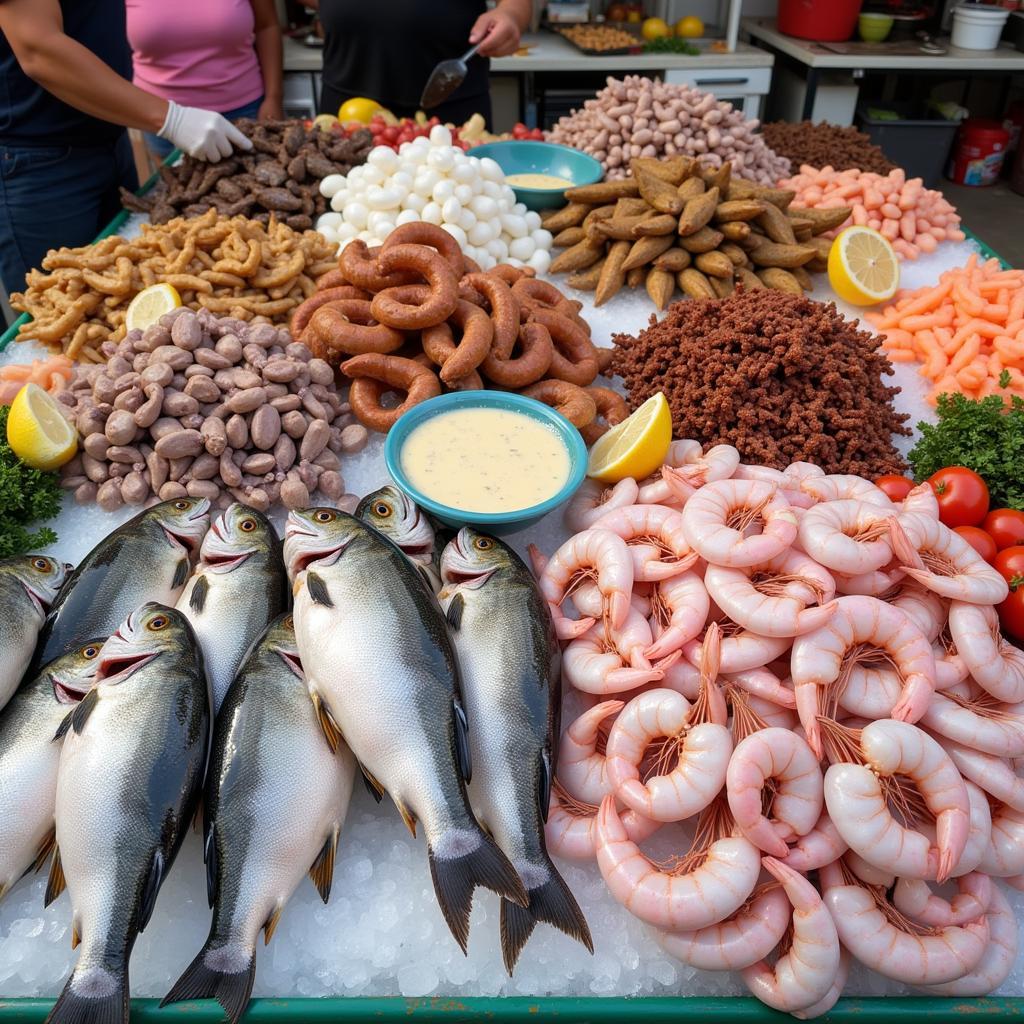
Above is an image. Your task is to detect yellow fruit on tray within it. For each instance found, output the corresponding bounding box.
[641,17,672,39]
[626,9,642,21]
[827,226,900,306]
[7,383,78,471]
[587,393,672,484]
[675,15,705,37]
[337,97,385,124]
[125,282,181,334]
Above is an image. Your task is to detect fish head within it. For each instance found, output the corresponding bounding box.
[200,502,279,574]
[4,554,68,614]
[150,497,211,557]
[261,613,304,679]
[283,507,365,580]
[94,603,189,686]
[356,485,435,566]
[440,528,514,592]
[49,638,105,705]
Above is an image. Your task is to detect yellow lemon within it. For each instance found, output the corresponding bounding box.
[7,383,78,471]
[337,97,385,124]
[675,15,705,37]
[642,17,672,39]
[827,226,900,306]
[125,282,181,335]
[586,393,672,484]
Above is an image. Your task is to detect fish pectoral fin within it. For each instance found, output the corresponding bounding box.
[308,827,339,904]
[189,574,210,614]
[452,698,472,784]
[31,826,57,875]
[292,573,306,598]
[445,592,465,631]
[53,688,99,742]
[44,845,66,907]
[137,849,165,933]
[394,797,417,838]
[310,690,343,755]
[203,825,218,909]
[358,762,385,804]
[263,903,284,945]
[306,572,334,608]
[173,557,190,590]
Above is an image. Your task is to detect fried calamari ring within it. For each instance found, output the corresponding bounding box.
[480,321,552,388]
[420,299,494,385]
[339,240,419,293]
[291,285,373,336]
[303,300,406,358]
[526,307,599,387]
[370,244,459,330]
[460,272,520,355]
[341,353,442,433]
[596,346,615,376]
[520,379,597,429]
[580,386,630,445]
[381,222,465,277]
[489,264,535,286]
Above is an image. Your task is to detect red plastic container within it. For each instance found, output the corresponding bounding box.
[777,0,863,41]
[947,118,1011,186]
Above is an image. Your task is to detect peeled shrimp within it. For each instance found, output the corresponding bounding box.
[724,666,797,709]
[681,480,798,569]
[921,681,1024,758]
[791,595,935,757]
[821,718,969,882]
[703,549,837,638]
[645,571,709,661]
[683,624,791,675]
[947,600,1024,702]
[592,504,697,582]
[637,441,703,505]
[780,811,848,872]
[798,500,895,576]
[942,741,1024,812]
[740,857,840,1014]
[890,583,946,643]
[892,872,991,927]
[727,728,823,857]
[664,443,740,490]
[744,692,799,730]
[565,478,640,532]
[800,474,894,507]
[901,482,940,519]
[557,700,622,805]
[890,514,1009,605]
[545,782,659,862]
[563,608,668,695]
[819,859,988,986]
[979,802,1024,878]
[833,564,905,597]
[792,949,849,1021]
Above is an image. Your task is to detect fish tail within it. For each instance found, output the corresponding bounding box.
[500,860,594,974]
[427,830,528,954]
[46,965,127,1024]
[160,941,255,1024]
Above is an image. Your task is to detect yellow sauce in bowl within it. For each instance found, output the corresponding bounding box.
[400,407,571,513]
[505,172,574,190]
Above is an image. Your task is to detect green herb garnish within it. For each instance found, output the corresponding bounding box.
[643,37,700,54]
[0,405,61,557]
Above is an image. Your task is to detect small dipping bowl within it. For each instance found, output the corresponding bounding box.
[470,140,603,210]
[384,391,587,534]
[858,12,894,41]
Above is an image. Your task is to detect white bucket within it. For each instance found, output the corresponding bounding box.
[951,4,1011,49]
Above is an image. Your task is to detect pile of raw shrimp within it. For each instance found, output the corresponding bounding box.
[530,440,1024,1018]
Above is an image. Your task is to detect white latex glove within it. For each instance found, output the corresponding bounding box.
[157,101,253,162]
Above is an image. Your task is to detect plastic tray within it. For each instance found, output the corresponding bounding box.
[547,25,642,56]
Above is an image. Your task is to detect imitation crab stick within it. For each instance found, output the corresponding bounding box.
[0,354,73,405]
[865,255,1024,405]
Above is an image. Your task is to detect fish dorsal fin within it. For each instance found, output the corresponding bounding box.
[31,826,57,875]
[263,903,283,945]
[138,849,165,933]
[307,572,334,608]
[44,845,66,907]
[359,762,385,803]
[203,824,217,909]
[308,827,339,904]
[53,688,99,741]
[445,592,465,631]
[189,574,210,614]
[539,749,553,824]
[173,557,190,589]
[394,797,417,837]
[310,690,343,754]
[452,698,471,784]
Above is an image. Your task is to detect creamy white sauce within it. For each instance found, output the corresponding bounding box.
[400,407,571,513]
[506,172,574,190]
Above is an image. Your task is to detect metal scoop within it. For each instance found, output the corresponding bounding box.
[420,43,481,110]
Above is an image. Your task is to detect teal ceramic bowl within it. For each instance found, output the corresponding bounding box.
[384,391,587,534]
[859,12,894,41]
[471,141,603,210]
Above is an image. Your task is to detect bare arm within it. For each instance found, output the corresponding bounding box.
[250,0,284,120]
[0,0,168,132]
[469,0,532,57]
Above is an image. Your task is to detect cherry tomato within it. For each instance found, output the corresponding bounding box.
[874,474,915,502]
[994,547,1024,641]
[926,466,990,528]
[982,508,1024,551]
[954,525,998,564]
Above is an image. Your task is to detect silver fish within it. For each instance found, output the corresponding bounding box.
[34,498,210,672]
[284,508,526,954]
[356,485,441,591]
[46,603,209,1024]
[162,614,354,1024]
[439,528,592,972]
[0,555,67,712]
[176,503,287,713]
[0,640,101,901]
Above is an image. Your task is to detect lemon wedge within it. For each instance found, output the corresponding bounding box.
[125,283,181,334]
[827,226,899,306]
[586,393,672,483]
[7,383,78,470]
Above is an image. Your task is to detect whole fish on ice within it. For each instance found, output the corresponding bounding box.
[440,528,592,971]
[356,485,441,591]
[163,614,355,1024]
[45,603,209,1024]
[284,508,527,955]
[176,502,287,713]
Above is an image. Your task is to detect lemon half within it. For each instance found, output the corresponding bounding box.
[586,393,672,484]
[827,226,900,306]
[7,383,78,470]
[125,282,181,334]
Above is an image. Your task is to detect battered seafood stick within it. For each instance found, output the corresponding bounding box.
[440,529,592,972]
[32,498,210,673]
[44,604,209,1024]
[285,508,527,955]
[356,484,442,592]
[176,503,288,714]
[163,615,355,1024]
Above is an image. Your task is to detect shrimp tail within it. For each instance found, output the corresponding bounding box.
[797,600,840,634]
[662,464,697,503]
[641,550,700,581]
[889,517,926,571]
[795,685,824,759]
[553,611,597,640]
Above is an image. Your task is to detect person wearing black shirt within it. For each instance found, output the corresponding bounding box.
[310,0,532,126]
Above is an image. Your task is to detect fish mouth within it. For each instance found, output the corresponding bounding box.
[440,530,494,590]
[289,543,346,576]
[95,650,157,684]
[202,550,252,574]
[51,674,93,705]
[164,525,204,555]
[21,581,48,617]
[275,647,304,679]
[284,514,350,576]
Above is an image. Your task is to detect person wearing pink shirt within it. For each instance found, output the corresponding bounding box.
[126,0,283,157]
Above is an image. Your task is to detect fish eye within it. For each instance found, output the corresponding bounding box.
[314,510,336,523]
[81,645,100,659]
[240,518,257,532]
[174,500,192,511]
[374,501,392,517]
[148,615,169,631]
[474,537,494,551]
[32,557,52,572]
